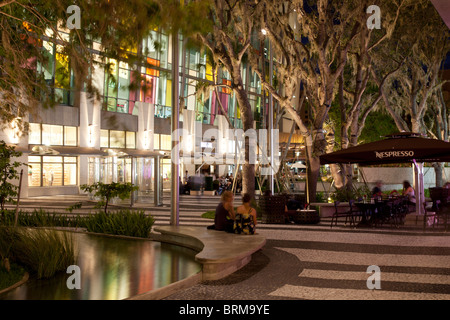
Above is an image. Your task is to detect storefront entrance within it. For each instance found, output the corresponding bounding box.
[88,151,167,206]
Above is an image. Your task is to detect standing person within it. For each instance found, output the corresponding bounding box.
[207,191,235,232]
[233,193,257,235]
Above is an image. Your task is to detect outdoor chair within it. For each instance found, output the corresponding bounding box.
[425,200,449,231]
[430,187,450,206]
[330,200,359,228]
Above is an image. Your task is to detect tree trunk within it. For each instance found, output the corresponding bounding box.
[433,162,444,187]
[234,85,255,199]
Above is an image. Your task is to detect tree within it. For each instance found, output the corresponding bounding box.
[192,0,257,198]
[336,0,406,188]
[80,182,138,213]
[245,0,363,201]
[0,0,162,136]
[372,0,450,186]
[0,141,26,221]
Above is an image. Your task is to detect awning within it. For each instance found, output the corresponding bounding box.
[7,144,29,153]
[319,133,450,165]
[29,145,105,156]
[104,148,169,158]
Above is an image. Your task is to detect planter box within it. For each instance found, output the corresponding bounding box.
[311,202,350,218]
[204,190,216,196]
[190,190,202,196]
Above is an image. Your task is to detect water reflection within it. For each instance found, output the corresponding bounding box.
[0,232,201,300]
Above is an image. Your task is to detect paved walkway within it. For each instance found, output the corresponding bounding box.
[11,193,450,300]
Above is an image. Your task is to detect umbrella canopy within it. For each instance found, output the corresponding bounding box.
[319,132,450,216]
[320,133,450,165]
[290,162,307,169]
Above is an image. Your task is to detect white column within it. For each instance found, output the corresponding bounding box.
[137,101,155,150]
[79,92,101,188]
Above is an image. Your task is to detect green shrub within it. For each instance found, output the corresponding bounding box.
[81,209,154,238]
[0,262,26,290]
[1,208,155,238]
[1,209,83,228]
[2,227,76,279]
[330,185,371,202]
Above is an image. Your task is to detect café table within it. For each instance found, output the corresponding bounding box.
[286,209,320,224]
[354,200,386,227]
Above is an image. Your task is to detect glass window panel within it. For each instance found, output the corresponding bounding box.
[64,157,77,163]
[106,97,117,112]
[29,123,41,144]
[43,156,63,163]
[28,163,41,187]
[118,67,130,100]
[116,99,128,114]
[64,126,77,146]
[64,163,77,185]
[40,41,54,82]
[160,34,168,69]
[42,124,63,146]
[154,134,160,150]
[55,46,70,89]
[126,132,136,149]
[28,156,41,163]
[43,163,62,186]
[160,134,171,151]
[100,130,109,148]
[162,159,171,181]
[110,130,125,148]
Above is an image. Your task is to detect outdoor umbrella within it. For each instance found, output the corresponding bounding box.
[320,132,450,165]
[319,132,450,214]
[290,162,307,169]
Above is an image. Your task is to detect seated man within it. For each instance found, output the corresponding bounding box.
[207,191,235,232]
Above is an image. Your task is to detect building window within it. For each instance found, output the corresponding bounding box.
[28,156,77,187]
[36,40,75,106]
[100,129,136,149]
[153,133,160,150]
[160,134,171,151]
[29,124,78,146]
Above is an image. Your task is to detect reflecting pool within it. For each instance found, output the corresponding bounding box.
[0,232,201,300]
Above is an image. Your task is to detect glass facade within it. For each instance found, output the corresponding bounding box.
[100,130,136,149]
[24,26,270,198]
[29,123,78,146]
[28,156,77,187]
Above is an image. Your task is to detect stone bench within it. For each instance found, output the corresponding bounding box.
[152,226,266,281]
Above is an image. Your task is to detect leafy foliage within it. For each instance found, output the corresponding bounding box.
[80,182,138,213]
[0,141,27,217]
[0,227,76,279]
[81,209,154,238]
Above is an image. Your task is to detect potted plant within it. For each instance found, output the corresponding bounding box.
[204,176,215,196]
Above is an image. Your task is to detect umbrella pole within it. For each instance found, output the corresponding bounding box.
[413,160,424,215]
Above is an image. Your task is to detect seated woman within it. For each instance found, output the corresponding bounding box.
[372,180,383,198]
[207,191,235,232]
[402,180,416,203]
[233,193,257,235]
